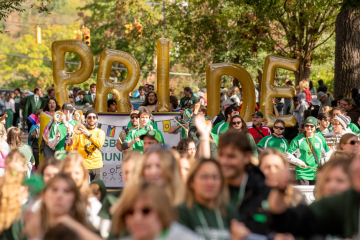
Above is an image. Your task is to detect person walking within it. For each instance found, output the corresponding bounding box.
[5,92,15,130]
[13,88,21,127]
[24,87,45,131]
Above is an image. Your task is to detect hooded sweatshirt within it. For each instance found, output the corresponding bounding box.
[346,105,360,124]
[317,79,327,93]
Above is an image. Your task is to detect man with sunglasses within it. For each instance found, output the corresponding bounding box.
[324,115,353,150]
[285,117,332,185]
[116,110,139,152]
[211,106,239,135]
[66,109,105,181]
[257,119,289,153]
[248,111,272,144]
[140,130,163,152]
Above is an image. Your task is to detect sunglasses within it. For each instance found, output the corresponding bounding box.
[149,88,154,91]
[347,140,359,145]
[87,116,97,120]
[232,121,241,125]
[125,207,152,216]
[131,116,139,119]
[274,126,285,130]
[305,124,315,128]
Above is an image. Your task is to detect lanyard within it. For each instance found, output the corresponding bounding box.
[237,173,248,206]
[195,203,225,240]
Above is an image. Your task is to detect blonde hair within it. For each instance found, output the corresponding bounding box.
[5,149,26,171]
[0,123,5,138]
[59,154,92,201]
[0,170,25,233]
[299,80,309,90]
[314,151,352,200]
[321,106,332,114]
[185,158,229,215]
[111,181,174,236]
[131,149,184,206]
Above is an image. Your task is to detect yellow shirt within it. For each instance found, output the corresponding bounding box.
[66,127,105,169]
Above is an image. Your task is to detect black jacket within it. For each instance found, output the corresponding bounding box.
[213,112,225,127]
[347,105,360,124]
[317,80,327,93]
[230,164,271,235]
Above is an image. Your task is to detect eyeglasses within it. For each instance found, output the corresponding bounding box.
[125,207,153,217]
[331,123,340,126]
[87,116,97,120]
[197,174,221,180]
[305,124,315,129]
[131,116,139,119]
[274,126,285,130]
[347,140,359,145]
[149,88,154,91]
[232,121,241,125]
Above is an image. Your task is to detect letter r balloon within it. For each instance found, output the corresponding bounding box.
[260,55,299,127]
[52,40,94,106]
[95,49,140,113]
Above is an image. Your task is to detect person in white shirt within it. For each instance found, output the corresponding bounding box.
[5,92,15,130]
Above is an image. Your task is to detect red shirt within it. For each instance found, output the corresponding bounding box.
[248,125,272,144]
[304,89,312,105]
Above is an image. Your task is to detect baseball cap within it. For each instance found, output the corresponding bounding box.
[317,91,326,100]
[62,103,75,110]
[304,116,318,126]
[140,130,162,143]
[251,111,263,118]
[130,110,139,116]
[221,99,234,107]
[310,98,321,106]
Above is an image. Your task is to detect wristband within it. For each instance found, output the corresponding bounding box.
[87,133,92,139]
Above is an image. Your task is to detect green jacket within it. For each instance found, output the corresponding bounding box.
[24,95,45,120]
[83,94,94,105]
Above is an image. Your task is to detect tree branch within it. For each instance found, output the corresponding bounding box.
[311,30,335,51]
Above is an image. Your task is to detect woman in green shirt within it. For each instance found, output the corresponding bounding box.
[177,158,246,240]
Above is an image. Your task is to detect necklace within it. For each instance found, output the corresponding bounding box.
[195,203,225,240]
[306,136,314,155]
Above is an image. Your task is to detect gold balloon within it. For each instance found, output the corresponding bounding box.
[206,63,256,121]
[95,49,140,113]
[156,38,171,112]
[52,40,94,106]
[260,55,300,127]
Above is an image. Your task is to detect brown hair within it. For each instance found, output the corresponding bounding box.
[229,115,248,133]
[274,119,285,127]
[218,130,252,153]
[59,154,93,201]
[185,158,229,215]
[7,127,22,148]
[138,107,152,118]
[317,112,330,121]
[338,133,358,151]
[177,138,196,153]
[141,91,157,106]
[36,109,43,117]
[41,173,90,232]
[111,181,174,236]
[89,182,101,197]
[34,86,42,95]
[5,92,14,102]
[78,90,87,96]
[43,98,61,112]
[314,151,353,200]
[37,157,60,176]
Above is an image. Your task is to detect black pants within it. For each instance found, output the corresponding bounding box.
[88,168,103,182]
[297,179,316,185]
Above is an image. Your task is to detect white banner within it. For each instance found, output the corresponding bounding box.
[97,113,182,188]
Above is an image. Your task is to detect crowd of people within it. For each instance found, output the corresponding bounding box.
[0,79,360,239]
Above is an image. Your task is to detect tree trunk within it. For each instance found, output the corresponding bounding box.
[334,8,360,99]
[294,56,312,86]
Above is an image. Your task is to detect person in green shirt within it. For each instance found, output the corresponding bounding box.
[47,103,79,153]
[316,112,331,136]
[257,119,289,153]
[179,87,198,108]
[75,90,88,106]
[285,117,332,185]
[211,106,239,135]
[229,115,258,158]
[268,153,360,239]
[177,158,246,240]
[122,108,164,153]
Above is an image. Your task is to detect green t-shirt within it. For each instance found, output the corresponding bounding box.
[18,144,34,164]
[211,120,229,135]
[287,133,329,180]
[124,127,165,153]
[349,123,360,134]
[177,202,237,239]
[316,127,330,136]
[14,96,21,112]
[257,134,289,152]
[179,96,198,108]
[49,120,79,151]
[98,190,122,220]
